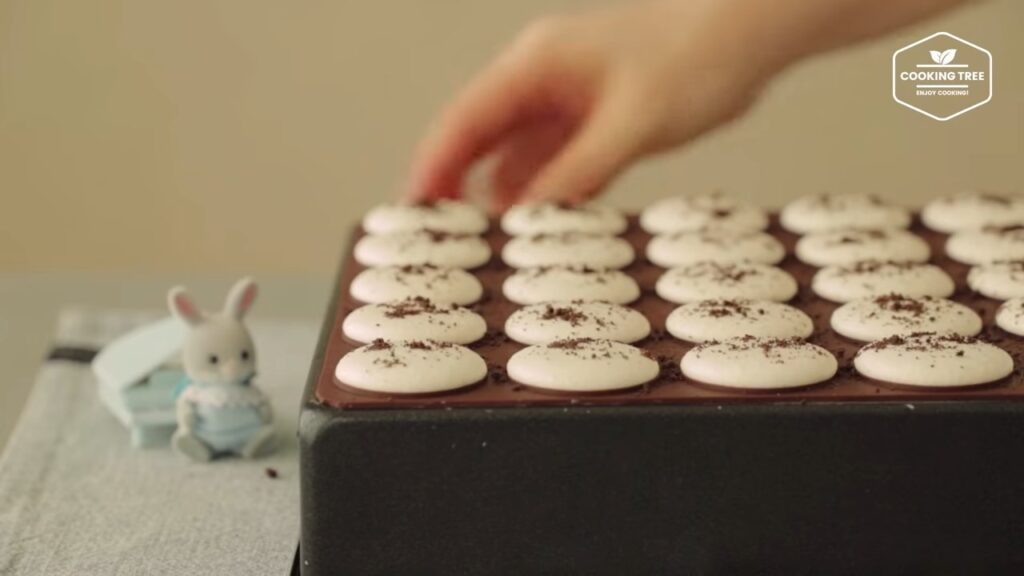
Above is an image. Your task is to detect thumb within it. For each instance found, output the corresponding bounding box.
[520,97,646,204]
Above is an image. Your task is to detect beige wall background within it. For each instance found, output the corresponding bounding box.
[1,0,1021,276]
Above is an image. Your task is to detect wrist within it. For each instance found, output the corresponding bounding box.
[654,0,795,96]
[704,0,971,74]
[707,0,806,80]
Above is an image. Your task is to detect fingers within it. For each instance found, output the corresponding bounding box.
[520,94,648,205]
[406,50,550,204]
[490,119,574,213]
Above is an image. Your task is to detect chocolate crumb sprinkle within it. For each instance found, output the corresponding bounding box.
[860,332,980,354]
[548,337,597,350]
[873,293,928,316]
[541,305,589,326]
[382,296,454,318]
[366,339,392,351]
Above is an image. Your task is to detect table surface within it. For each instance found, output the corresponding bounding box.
[0,277,332,575]
[0,272,331,450]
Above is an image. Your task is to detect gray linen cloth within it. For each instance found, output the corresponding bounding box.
[0,308,317,575]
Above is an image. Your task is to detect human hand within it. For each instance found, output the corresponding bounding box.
[406,0,776,211]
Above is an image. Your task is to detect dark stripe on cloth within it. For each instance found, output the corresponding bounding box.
[46,346,99,364]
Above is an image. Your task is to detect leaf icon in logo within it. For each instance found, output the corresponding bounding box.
[929,49,958,65]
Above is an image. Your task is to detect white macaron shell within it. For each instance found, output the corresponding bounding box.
[502,233,635,269]
[335,340,487,394]
[342,301,487,344]
[854,334,1013,388]
[780,193,911,234]
[639,193,769,234]
[350,266,484,305]
[795,229,930,267]
[354,231,491,269]
[921,191,1024,233]
[946,228,1024,265]
[681,337,837,390]
[830,296,982,342]
[996,298,1024,336]
[646,231,785,268]
[503,266,641,305]
[501,202,628,236]
[507,339,659,392]
[656,263,798,303]
[968,261,1024,300]
[362,200,489,235]
[505,302,651,345]
[812,262,955,303]
[665,300,814,343]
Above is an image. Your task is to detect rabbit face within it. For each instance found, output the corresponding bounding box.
[182,317,256,386]
[168,277,260,387]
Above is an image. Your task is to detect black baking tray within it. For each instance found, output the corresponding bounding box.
[299,399,1024,575]
[298,219,1024,575]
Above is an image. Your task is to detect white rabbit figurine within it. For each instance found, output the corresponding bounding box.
[167,278,275,461]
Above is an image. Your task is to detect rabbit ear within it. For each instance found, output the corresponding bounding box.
[168,286,203,326]
[224,277,258,320]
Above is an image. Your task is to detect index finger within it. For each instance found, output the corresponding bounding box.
[405,52,548,203]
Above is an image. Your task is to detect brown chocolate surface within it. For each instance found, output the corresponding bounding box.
[316,216,1024,409]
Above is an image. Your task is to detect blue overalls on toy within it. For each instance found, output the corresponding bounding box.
[177,378,268,454]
